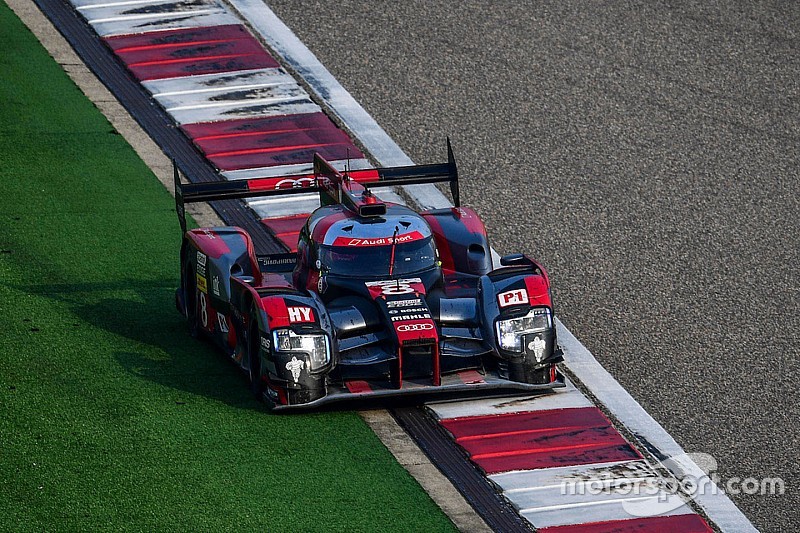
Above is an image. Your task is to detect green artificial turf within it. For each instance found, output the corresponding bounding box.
[0,3,456,530]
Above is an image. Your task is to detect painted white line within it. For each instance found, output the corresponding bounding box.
[165,93,307,112]
[77,0,173,11]
[87,9,220,24]
[491,459,654,491]
[166,99,320,125]
[232,2,757,531]
[154,81,294,98]
[143,68,292,97]
[428,377,592,419]
[91,11,239,36]
[519,496,692,529]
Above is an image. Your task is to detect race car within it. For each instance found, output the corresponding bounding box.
[174,142,564,410]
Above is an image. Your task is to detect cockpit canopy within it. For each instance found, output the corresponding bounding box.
[308,204,438,278]
[319,235,437,277]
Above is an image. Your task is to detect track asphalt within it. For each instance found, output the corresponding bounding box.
[265,1,798,530]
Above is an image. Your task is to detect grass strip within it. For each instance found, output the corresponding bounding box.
[0,3,455,530]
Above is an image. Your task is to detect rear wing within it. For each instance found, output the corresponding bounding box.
[174,139,460,233]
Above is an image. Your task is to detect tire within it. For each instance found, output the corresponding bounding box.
[248,308,265,399]
[184,265,200,338]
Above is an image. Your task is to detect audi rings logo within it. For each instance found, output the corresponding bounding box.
[396,323,434,332]
[274,177,315,190]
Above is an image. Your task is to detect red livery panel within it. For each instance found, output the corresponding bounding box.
[206,143,365,172]
[262,214,308,252]
[105,25,279,81]
[441,407,641,474]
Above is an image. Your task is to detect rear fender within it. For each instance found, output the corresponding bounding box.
[186,227,261,311]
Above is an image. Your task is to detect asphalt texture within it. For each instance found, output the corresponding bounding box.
[265,1,798,530]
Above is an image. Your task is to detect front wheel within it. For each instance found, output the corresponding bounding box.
[247,306,265,399]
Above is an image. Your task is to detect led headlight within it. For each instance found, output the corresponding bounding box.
[496,308,552,355]
[273,329,331,371]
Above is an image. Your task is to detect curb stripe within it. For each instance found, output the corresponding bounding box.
[537,514,714,533]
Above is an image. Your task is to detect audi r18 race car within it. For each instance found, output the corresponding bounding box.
[174,143,564,410]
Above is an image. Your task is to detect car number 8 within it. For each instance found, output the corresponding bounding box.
[199,292,208,328]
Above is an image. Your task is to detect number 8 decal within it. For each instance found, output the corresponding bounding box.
[199,291,208,328]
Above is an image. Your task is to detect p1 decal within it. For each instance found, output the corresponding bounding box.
[287,306,314,323]
[217,313,229,333]
[498,288,527,308]
[366,278,424,298]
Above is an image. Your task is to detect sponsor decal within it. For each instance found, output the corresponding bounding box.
[196,251,207,267]
[260,336,271,350]
[217,313,229,333]
[285,356,305,382]
[388,308,429,314]
[498,288,528,308]
[366,278,423,297]
[396,323,434,332]
[333,231,424,247]
[212,276,220,297]
[528,335,546,361]
[275,177,315,189]
[263,256,294,265]
[287,306,314,323]
[391,313,431,322]
[200,229,216,240]
[196,274,208,294]
[317,276,327,294]
[386,298,423,308]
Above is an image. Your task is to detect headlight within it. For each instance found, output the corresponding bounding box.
[496,308,552,358]
[273,329,331,371]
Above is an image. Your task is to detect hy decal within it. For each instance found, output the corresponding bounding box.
[287,306,314,323]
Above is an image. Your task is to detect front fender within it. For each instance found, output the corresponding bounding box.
[479,261,562,378]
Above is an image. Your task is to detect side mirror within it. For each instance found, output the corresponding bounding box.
[500,253,525,267]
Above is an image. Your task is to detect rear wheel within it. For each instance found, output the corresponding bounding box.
[184,265,200,338]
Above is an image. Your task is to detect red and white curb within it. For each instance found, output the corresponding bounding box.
[429,383,709,531]
[61,0,755,530]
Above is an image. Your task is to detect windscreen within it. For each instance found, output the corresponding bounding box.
[319,237,437,278]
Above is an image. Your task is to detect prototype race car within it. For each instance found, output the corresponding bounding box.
[174,143,564,410]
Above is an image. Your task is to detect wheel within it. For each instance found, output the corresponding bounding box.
[183,265,200,338]
[247,308,265,399]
